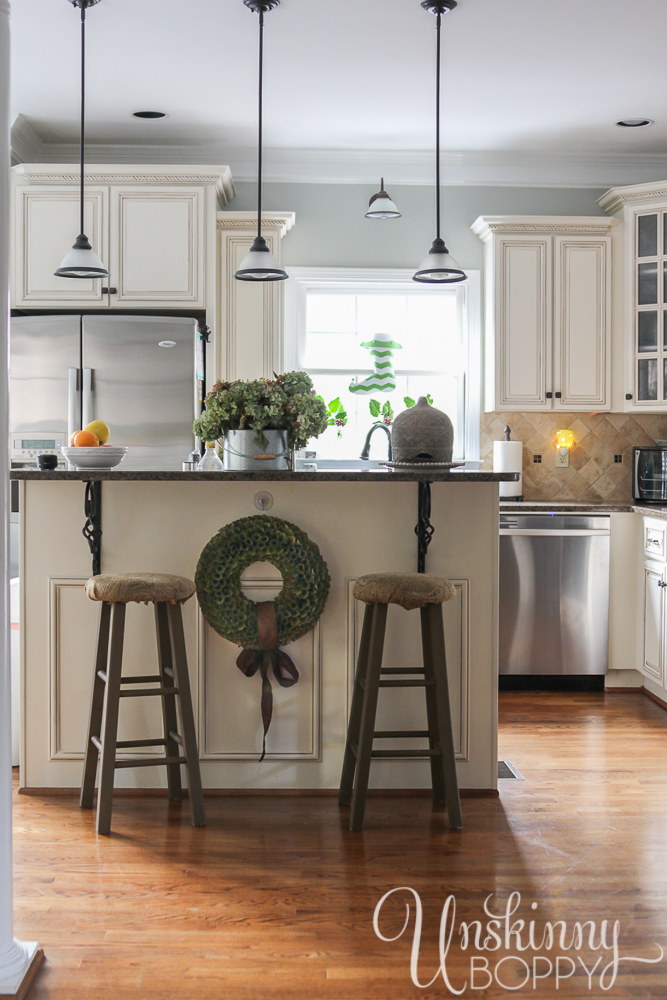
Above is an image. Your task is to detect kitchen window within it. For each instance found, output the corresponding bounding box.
[284,267,480,463]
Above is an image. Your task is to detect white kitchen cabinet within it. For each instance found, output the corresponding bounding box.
[11,164,233,311]
[599,181,667,411]
[639,517,667,687]
[472,216,617,411]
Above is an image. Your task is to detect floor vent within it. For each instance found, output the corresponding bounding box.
[498,760,523,780]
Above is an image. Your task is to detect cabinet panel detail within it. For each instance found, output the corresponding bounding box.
[16,188,107,305]
[555,238,610,408]
[112,188,201,304]
[643,564,664,683]
[499,240,550,407]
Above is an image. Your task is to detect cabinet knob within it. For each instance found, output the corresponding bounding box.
[546,392,553,399]
[555,391,562,398]
[658,580,667,588]
[101,287,117,295]
[626,393,633,400]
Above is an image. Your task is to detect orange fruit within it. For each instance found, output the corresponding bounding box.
[69,431,82,445]
[72,430,100,447]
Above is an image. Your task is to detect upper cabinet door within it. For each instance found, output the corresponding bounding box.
[495,237,552,409]
[109,187,204,307]
[13,186,108,307]
[553,235,611,410]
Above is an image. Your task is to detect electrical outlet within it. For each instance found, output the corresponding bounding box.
[556,447,569,469]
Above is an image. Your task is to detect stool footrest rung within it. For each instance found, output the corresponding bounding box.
[374,730,430,739]
[97,671,107,683]
[379,679,435,688]
[119,686,179,698]
[380,668,424,675]
[116,738,166,749]
[164,666,175,679]
[371,748,442,759]
[168,730,183,746]
[114,755,187,769]
[91,736,102,752]
[121,675,163,685]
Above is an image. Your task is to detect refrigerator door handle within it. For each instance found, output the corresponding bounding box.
[82,368,93,429]
[67,368,81,443]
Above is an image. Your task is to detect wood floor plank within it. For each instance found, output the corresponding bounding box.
[12,691,667,998]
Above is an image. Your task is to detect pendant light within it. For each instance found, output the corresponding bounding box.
[365,178,401,220]
[235,0,287,282]
[413,0,466,284]
[55,0,109,279]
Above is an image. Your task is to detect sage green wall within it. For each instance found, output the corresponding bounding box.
[225,182,608,270]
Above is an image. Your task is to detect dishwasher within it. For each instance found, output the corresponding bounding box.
[499,514,610,680]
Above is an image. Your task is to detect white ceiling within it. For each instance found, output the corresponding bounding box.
[9,0,667,185]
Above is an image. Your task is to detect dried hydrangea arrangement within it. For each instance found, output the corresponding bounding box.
[193,372,329,450]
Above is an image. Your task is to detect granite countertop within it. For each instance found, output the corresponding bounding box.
[11,469,520,483]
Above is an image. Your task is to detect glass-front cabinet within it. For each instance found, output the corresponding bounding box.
[599,180,667,411]
[635,210,667,403]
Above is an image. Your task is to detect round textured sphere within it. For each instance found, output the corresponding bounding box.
[195,515,330,647]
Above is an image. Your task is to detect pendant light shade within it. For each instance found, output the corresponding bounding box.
[365,178,401,220]
[235,0,288,282]
[55,0,109,280]
[235,236,288,281]
[413,0,466,285]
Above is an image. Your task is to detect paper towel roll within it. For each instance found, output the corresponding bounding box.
[493,440,523,497]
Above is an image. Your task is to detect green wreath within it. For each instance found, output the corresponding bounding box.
[195,515,330,646]
[195,516,330,759]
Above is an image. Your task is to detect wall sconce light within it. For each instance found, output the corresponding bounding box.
[556,429,575,468]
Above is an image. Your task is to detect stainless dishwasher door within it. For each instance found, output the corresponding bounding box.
[499,515,610,676]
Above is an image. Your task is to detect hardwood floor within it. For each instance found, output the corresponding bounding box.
[12,692,667,998]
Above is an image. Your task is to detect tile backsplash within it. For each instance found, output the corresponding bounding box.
[480,411,667,503]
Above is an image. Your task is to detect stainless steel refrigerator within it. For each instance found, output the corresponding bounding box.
[10,314,204,471]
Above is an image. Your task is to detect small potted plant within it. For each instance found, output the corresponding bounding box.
[193,372,329,470]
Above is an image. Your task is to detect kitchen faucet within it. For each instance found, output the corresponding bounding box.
[360,423,392,461]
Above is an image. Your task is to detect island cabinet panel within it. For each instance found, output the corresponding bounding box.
[472,216,617,412]
[19,478,499,792]
[14,186,108,306]
[110,187,203,306]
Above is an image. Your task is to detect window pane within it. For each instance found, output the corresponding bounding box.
[356,295,407,341]
[306,294,356,334]
[638,311,658,352]
[638,262,658,305]
[638,358,658,401]
[638,214,658,258]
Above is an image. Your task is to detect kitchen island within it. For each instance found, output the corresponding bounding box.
[13,469,516,794]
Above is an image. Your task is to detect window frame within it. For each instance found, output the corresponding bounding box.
[283,266,481,462]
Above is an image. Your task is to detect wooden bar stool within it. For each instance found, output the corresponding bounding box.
[80,573,205,835]
[339,572,462,832]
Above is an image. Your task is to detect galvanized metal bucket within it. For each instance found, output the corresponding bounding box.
[222,429,292,471]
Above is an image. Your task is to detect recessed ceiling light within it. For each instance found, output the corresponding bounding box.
[616,118,654,128]
[132,111,167,120]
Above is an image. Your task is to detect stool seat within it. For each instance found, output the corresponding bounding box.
[353,572,456,611]
[85,573,196,605]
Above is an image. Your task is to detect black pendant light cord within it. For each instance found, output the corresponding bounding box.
[79,4,86,238]
[256,10,264,241]
[435,11,441,243]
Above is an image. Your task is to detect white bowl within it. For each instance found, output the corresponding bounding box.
[59,446,128,471]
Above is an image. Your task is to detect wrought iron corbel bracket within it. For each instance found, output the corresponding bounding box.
[83,481,102,575]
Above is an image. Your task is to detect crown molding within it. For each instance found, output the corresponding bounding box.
[598,179,667,215]
[216,210,296,238]
[471,215,620,242]
[13,117,667,189]
[11,160,235,203]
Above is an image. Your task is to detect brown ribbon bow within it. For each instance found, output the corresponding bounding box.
[236,601,299,761]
